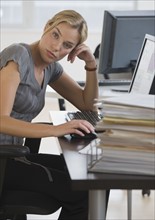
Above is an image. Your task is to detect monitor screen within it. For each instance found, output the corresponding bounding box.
[129,34,155,95]
[98,10,155,79]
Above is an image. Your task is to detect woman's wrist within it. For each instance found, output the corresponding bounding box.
[84,65,97,72]
[85,60,97,71]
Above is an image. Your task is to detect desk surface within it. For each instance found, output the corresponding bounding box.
[50,111,155,191]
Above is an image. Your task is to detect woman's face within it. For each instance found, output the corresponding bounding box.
[39,22,80,63]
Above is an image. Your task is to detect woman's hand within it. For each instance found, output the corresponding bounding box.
[52,119,95,137]
[67,44,96,67]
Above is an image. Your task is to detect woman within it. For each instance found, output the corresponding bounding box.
[0,10,98,142]
[0,10,108,220]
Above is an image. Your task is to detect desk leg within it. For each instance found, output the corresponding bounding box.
[89,190,106,220]
[127,190,132,220]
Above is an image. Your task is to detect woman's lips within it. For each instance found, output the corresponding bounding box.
[47,50,57,59]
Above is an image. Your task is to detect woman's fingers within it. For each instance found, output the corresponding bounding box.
[55,120,94,137]
[67,44,94,63]
[70,119,94,135]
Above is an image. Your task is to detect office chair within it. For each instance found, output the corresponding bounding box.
[0,141,60,220]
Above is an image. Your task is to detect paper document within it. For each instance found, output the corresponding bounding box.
[101,94,155,109]
[88,147,155,176]
[89,93,155,176]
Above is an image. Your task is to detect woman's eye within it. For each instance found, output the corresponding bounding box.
[63,42,73,49]
[52,32,59,39]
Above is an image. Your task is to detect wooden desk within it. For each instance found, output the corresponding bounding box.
[50,111,155,220]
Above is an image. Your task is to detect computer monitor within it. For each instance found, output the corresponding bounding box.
[129,34,155,95]
[98,10,155,79]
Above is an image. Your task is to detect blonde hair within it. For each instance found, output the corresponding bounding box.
[43,10,88,44]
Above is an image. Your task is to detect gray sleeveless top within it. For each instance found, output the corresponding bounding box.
[0,43,63,145]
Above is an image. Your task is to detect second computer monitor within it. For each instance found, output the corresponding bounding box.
[129,34,155,95]
[98,10,155,78]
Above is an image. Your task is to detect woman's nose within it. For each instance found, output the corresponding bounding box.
[53,41,62,52]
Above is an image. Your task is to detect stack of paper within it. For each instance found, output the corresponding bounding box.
[89,94,155,176]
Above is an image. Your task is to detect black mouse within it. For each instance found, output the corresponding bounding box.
[71,131,98,139]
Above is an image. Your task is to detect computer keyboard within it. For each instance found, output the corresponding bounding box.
[77,79,131,87]
[66,111,103,127]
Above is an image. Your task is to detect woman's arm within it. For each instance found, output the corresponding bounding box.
[50,44,99,111]
[0,62,94,138]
